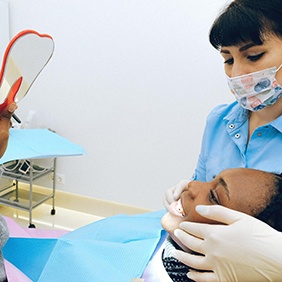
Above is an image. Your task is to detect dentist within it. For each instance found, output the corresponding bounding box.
[164,0,282,281]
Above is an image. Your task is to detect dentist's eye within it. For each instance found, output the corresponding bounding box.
[247,52,265,62]
[209,190,220,205]
[224,58,234,65]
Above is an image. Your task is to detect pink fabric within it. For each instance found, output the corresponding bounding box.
[4,260,32,282]
[19,227,69,238]
[3,216,69,281]
[3,216,31,238]
[3,216,69,238]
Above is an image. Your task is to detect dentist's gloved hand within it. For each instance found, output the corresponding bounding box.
[171,205,282,282]
[163,179,189,210]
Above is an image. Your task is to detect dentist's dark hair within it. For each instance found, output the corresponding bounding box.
[209,0,282,50]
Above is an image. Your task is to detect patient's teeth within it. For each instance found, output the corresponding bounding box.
[176,199,185,217]
[169,199,185,217]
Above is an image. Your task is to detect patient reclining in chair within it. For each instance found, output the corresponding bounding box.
[145,168,282,282]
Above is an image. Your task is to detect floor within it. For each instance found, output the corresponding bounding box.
[0,183,152,231]
[0,203,104,231]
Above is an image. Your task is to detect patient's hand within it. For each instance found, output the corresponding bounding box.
[163,179,189,210]
[0,103,17,157]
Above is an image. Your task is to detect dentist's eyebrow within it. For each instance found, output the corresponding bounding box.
[239,43,257,51]
[220,49,230,54]
[220,43,257,54]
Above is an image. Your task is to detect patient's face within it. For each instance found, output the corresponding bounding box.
[162,168,277,241]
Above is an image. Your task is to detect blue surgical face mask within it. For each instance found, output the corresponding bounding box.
[226,65,282,111]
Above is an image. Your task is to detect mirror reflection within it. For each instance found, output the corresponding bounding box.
[0,30,54,111]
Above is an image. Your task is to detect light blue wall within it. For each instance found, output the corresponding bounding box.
[8,0,232,210]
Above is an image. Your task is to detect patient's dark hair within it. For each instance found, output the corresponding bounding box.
[255,173,282,232]
[209,0,282,50]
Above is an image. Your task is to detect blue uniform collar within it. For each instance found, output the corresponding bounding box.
[224,102,249,125]
[224,101,282,133]
[270,115,282,133]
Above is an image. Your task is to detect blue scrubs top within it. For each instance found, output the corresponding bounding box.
[193,101,282,181]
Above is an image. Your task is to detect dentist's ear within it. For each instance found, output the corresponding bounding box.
[172,205,282,282]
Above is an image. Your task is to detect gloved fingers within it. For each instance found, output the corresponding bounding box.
[177,221,216,242]
[195,205,247,225]
[163,186,175,210]
[187,269,218,282]
[171,249,211,271]
[163,179,189,210]
[173,179,189,199]
[174,228,205,254]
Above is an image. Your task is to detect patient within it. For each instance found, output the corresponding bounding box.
[0,102,18,282]
[155,168,282,282]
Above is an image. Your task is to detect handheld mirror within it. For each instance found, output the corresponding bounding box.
[0,30,54,113]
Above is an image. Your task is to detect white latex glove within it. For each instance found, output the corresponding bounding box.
[163,179,189,210]
[171,205,282,282]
